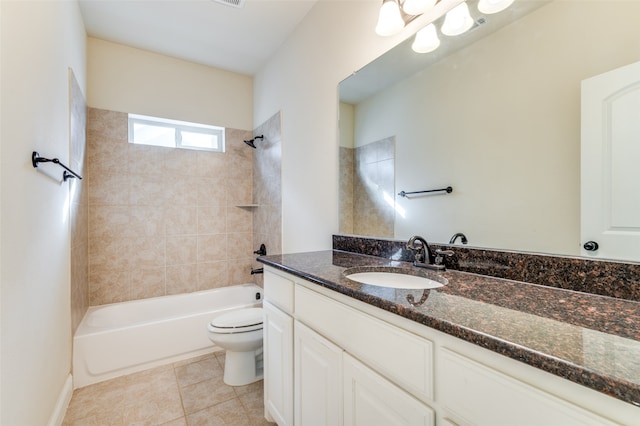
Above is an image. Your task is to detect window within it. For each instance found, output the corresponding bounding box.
[128,114,225,152]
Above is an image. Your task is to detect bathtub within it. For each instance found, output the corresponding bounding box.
[73,283,263,388]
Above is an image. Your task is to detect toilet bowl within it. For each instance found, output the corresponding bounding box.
[207,307,264,386]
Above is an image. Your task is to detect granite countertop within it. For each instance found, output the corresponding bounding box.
[258,249,640,407]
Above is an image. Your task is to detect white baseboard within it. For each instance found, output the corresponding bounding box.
[47,374,73,426]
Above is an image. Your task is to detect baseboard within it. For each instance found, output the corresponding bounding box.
[47,374,73,426]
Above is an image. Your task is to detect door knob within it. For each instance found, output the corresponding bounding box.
[583,241,599,251]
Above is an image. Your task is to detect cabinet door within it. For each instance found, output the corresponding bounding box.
[294,321,343,426]
[439,348,619,426]
[264,301,294,426]
[343,353,434,426]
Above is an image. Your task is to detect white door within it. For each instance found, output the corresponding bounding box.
[343,353,434,426]
[581,60,640,261]
[264,300,294,426]
[294,321,343,426]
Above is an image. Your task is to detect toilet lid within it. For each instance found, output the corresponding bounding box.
[209,307,263,334]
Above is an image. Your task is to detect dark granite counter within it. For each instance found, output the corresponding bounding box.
[258,250,640,408]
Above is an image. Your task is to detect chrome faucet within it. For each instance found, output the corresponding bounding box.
[407,235,454,271]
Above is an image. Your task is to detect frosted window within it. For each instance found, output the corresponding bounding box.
[128,114,225,152]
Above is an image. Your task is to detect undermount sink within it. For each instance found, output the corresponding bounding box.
[343,267,447,290]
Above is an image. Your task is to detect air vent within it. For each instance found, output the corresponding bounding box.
[211,0,245,8]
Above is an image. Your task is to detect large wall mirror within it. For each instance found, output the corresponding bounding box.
[339,0,640,263]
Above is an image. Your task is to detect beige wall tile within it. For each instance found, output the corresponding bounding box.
[197,205,227,235]
[227,232,253,261]
[197,234,227,263]
[89,171,130,205]
[165,205,197,236]
[197,261,229,290]
[130,266,166,300]
[166,264,198,295]
[89,205,130,238]
[130,236,166,268]
[166,235,197,266]
[130,205,165,237]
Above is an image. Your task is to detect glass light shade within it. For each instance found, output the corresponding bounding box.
[478,0,515,14]
[412,24,440,53]
[375,0,405,36]
[402,0,437,16]
[441,2,474,36]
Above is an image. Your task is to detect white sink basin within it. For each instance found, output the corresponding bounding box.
[344,268,447,290]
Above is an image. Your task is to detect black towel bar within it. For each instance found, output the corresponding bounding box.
[398,186,452,198]
[32,151,82,181]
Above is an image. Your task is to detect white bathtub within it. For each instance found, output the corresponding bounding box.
[73,284,263,388]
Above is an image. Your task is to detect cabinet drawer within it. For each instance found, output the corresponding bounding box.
[295,285,433,402]
[439,348,619,426]
[264,269,295,314]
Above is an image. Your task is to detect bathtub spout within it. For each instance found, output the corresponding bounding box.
[251,268,264,275]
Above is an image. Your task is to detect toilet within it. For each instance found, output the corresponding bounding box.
[207,307,264,386]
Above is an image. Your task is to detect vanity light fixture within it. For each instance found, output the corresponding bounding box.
[478,0,515,14]
[441,2,474,36]
[402,0,437,16]
[375,0,405,36]
[412,23,440,53]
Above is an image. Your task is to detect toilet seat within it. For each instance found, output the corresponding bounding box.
[208,307,263,334]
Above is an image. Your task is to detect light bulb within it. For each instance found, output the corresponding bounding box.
[402,0,437,16]
[375,0,405,37]
[441,2,474,36]
[412,24,440,53]
[478,0,515,14]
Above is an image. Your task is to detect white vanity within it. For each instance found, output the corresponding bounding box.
[262,266,639,426]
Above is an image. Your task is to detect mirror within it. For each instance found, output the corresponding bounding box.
[339,0,640,262]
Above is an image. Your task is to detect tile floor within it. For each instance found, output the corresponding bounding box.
[63,351,275,426]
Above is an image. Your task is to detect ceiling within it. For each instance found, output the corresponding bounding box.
[78,0,318,76]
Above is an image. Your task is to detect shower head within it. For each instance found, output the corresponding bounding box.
[244,135,264,149]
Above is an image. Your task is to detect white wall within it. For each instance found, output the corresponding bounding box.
[0,1,86,424]
[254,0,448,253]
[88,37,253,130]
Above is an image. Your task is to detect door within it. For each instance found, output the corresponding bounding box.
[294,321,343,426]
[264,300,294,426]
[581,60,640,260]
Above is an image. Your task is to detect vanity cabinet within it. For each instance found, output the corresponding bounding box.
[263,267,627,426]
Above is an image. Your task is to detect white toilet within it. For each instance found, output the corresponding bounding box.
[207,307,264,386]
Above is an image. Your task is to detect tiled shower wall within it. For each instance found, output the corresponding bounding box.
[339,137,395,238]
[70,71,89,333]
[252,112,283,285]
[86,108,256,305]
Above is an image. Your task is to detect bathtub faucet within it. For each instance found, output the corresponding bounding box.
[251,267,264,275]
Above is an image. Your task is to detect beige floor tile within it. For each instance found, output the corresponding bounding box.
[238,389,275,426]
[63,354,271,426]
[175,356,223,388]
[159,417,187,426]
[122,381,184,425]
[187,398,252,426]
[233,379,263,397]
[172,351,219,368]
[180,374,237,414]
[63,377,126,424]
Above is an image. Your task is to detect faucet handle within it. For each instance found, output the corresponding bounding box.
[434,249,455,266]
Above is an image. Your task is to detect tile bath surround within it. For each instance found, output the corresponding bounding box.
[258,239,640,407]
